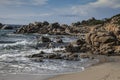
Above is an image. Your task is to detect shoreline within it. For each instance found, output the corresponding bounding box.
[48,56,120,80]
[0,56,119,80]
[0,73,55,80]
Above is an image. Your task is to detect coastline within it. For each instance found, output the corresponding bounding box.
[0,56,119,80]
[0,73,55,80]
[48,56,120,80]
[0,55,117,80]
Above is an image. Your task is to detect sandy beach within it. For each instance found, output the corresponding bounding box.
[0,73,55,80]
[48,56,120,80]
[0,56,120,80]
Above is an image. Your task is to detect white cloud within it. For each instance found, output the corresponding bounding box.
[32,0,48,5]
[0,0,48,6]
[90,0,120,8]
[71,0,120,15]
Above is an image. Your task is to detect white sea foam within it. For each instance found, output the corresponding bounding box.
[0,31,99,74]
[38,47,65,53]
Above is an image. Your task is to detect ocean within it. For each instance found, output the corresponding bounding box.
[0,29,98,75]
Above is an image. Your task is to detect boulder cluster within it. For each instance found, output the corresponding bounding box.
[15,21,91,35]
[26,14,120,62]
[0,23,3,29]
[16,22,69,35]
[85,14,120,55]
[27,37,90,61]
[27,51,80,61]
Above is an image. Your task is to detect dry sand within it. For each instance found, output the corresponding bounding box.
[48,56,120,80]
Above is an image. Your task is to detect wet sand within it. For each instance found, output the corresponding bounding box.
[1,56,120,80]
[0,73,54,80]
[48,56,120,80]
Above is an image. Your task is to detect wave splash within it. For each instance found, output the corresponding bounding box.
[0,32,99,74]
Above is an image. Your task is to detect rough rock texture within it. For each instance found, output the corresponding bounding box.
[104,14,120,41]
[15,21,94,35]
[56,38,63,43]
[85,14,120,55]
[0,23,3,29]
[26,14,120,61]
[65,44,80,53]
[76,39,86,45]
[15,22,69,35]
[65,38,90,53]
[27,51,80,61]
[41,36,51,43]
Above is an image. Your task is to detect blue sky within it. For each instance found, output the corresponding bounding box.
[0,0,120,24]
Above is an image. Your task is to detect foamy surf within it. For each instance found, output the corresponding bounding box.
[0,30,98,75]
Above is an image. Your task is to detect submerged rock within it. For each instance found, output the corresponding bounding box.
[30,58,43,62]
[65,39,90,53]
[56,38,63,43]
[27,51,80,61]
[41,36,51,43]
[76,39,86,45]
[65,44,80,53]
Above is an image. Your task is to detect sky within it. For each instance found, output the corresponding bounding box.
[0,0,120,24]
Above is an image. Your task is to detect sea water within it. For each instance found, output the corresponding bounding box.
[0,29,98,74]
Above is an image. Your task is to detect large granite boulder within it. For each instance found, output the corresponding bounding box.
[85,14,120,55]
[85,30,118,55]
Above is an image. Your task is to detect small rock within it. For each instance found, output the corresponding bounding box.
[56,38,63,43]
[76,39,85,45]
[41,36,51,43]
[65,44,80,53]
[30,58,43,62]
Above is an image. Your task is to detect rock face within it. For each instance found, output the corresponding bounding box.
[104,14,120,41]
[85,14,120,55]
[86,31,116,55]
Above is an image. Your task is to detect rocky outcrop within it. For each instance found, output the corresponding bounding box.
[104,14,120,41]
[15,22,69,35]
[85,14,120,55]
[86,31,117,55]
[27,51,80,61]
[1,25,14,30]
[0,23,3,29]
[65,38,90,53]
[76,39,86,45]
[17,14,120,57]
[41,36,51,43]
[56,38,63,43]
[25,14,120,63]
[65,44,80,53]
[15,20,97,35]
